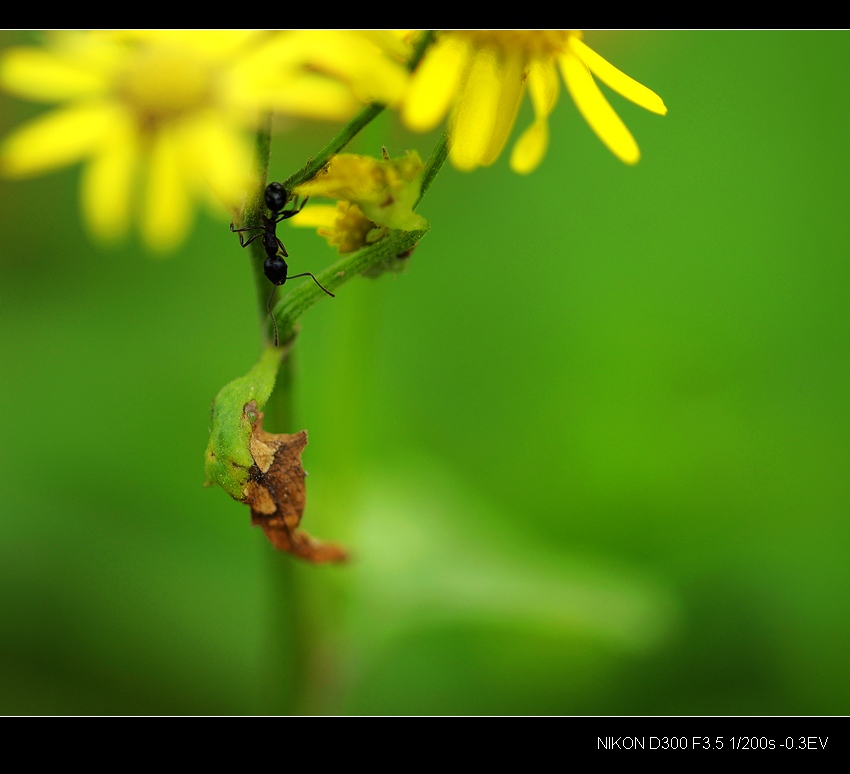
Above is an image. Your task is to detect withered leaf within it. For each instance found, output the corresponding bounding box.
[244,410,347,564]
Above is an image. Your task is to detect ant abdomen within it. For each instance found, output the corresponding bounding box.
[264,256,288,285]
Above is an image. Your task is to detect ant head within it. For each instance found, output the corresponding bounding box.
[264,255,288,285]
[264,182,288,213]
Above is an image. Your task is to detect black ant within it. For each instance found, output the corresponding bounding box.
[231,181,334,345]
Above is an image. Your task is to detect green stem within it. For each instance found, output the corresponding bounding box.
[408,30,435,71]
[417,129,449,208]
[243,117,276,342]
[284,104,385,191]
[240,120,310,715]
[264,344,296,432]
[239,33,443,713]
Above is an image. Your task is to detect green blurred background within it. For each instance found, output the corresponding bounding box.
[1,31,848,715]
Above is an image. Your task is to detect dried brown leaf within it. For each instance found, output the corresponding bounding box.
[244,409,347,564]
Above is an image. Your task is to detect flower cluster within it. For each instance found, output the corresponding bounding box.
[0,31,665,250]
[289,151,427,254]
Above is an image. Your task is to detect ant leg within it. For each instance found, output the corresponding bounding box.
[239,232,263,248]
[276,195,309,222]
[288,272,335,298]
[230,223,264,248]
[275,237,289,258]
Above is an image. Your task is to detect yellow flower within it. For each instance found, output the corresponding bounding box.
[291,151,427,253]
[295,151,427,229]
[402,31,667,172]
[0,31,410,251]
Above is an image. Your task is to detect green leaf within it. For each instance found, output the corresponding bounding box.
[203,344,283,500]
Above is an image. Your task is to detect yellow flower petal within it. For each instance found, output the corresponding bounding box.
[510,119,549,175]
[510,58,560,174]
[245,73,361,121]
[116,30,259,64]
[0,47,109,102]
[569,36,667,116]
[142,130,193,252]
[480,47,525,167]
[1,101,119,176]
[528,57,560,118]
[230,40,361,120]
[267,30,409,107]
[80,110,137,241]
[295,154,378,202]
[289,204,339,229]
[402,35,470,132]
[359,30,411,60]
[560,50,640,165]
[450,47,503,171]
[181,113,253,211]
[323,32,409,106]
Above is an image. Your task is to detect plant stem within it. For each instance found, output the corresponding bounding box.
[408,30,435,71]
[238,118,312,714]
[242,36,443,713]
[242,116,277,344]
[417,129,449,208]
[284,104,385,192]
[263,346,313,714]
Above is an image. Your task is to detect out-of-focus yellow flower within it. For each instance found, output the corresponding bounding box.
[402,31,666,173]
[0,31,410,251]
[292,151,427,253]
